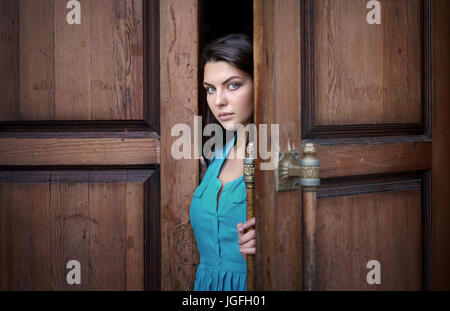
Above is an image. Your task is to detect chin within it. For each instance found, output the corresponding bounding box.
[221,121,240,131]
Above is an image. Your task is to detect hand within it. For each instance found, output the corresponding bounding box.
[200,156,207,181]
[237,217,256,259]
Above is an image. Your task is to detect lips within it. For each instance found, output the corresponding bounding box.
[218,112,234,120]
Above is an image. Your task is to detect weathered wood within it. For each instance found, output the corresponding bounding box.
[0,0,160,291]
[316,189,422,290]
[2,0,143,121]
[91,0,143,120]
[316,141,432,179]
[431,0,450,290]
[256,0,437,291]
[244,136,256,290]
[254,0,303,290]
[160,0,199,290]
[314,0,422,126]
[0,170,151,290]
[0,0,20,120]
[0,137,160,165]
[302,190,317,291]
[54,0,92,119]
[19,0,55,120]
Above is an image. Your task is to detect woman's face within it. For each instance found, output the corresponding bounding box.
[203,61,253,131]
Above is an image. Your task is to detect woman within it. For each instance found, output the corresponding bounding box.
[190,33,256,291]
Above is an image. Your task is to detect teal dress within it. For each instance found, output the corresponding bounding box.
[190,132,247,291]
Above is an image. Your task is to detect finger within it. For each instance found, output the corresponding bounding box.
[240,238,256,249]
[243,217,256,230]
[239,229,255,245]
[239,247,256,255]
[237,222,245,233]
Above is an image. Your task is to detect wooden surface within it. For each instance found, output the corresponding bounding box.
[0,0,161,290]
[314,0,422,126]
[255,0,439,290]
[254,0,303,290]
[0,170,153,290]
[0,137,159,165]
[432,0,450,290]
[245,187,256,290]
[316,189,422,290]
[302,190,317,291]
[316,140,432,178]
[0,0,19,119]
[160,0,199,290]
[1,0,144,121]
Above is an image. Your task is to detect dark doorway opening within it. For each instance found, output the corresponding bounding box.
[198,0,253,168]
[200,0,253,43]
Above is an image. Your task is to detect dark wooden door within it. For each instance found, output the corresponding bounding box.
[0,0,160,290]
[254,0,450,290]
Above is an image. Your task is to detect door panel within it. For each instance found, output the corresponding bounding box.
[2,0,144,121]
[317,176,423,290]
[314,0,422,126]
[0,171,152,290]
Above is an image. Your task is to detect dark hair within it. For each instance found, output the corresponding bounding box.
[200,33,254,168]
[201,33,253,77]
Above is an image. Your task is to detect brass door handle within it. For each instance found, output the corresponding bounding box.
[275,142,320,192]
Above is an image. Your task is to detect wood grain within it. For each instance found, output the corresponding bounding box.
[55,0,92,119]
[1,0,144,121]
[256,0,436,291]
[314,0,422,126]
[91,0,143,120]
[254,0,303,290]
[302,190,317,290]
[316,141,432,178]
[316,189,422,290]
[0,0,20,120]
[431,0,450,290]
[1,184,52,289]
[0,170,149,290]
[0,137,160,165]
[19,0,55,120]
[0,0,160,291]
[160,0,199,290]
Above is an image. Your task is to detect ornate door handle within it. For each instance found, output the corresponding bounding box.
[275,142,320,192]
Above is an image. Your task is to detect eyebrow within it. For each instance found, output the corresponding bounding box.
[203,75,242,87]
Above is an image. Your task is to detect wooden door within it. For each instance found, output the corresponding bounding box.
[0,0,161,290]
[254,0,450,290]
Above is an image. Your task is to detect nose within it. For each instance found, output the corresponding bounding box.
[214,88,227,107]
